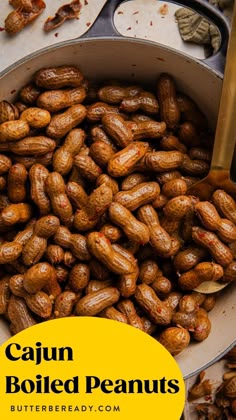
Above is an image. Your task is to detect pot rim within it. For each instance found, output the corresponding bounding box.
[0,36,224,81]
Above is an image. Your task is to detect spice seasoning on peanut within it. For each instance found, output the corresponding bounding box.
[0,64,235,357]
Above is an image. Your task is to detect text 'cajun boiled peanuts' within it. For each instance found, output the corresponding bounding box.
[37,87,87,112]
[109,202,150,244]
[114,182,160,211]
[107,141,149,177]
[22,215,60,266]
[158,327,190,356]
[87,232,134,275]
[45,172,73,226]
[23,262,55,294]
[102,114,133,148]
[192,226,233,267]
[46,104,87,139]
[34,66,84,89]
[145,151,184,172]
[137,205,172,257]
[75,287,120,316]
[135,284,172,325]
[157,73,181,129]
[29,164,51,215]
[53,128,85,175]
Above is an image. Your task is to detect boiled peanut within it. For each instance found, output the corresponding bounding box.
[0,100,19,123]
[8,163,27,203]
[37,87,86,112]
[135,283,172,325]
[137,205,172,257]
[139,259,160,285]
[87,102,120,122]
[102,114,133,148]
[145,151,184,172]
[157,73,180,129]
[53,128,85,175]
[34,66,84,89]
[74,184,113,231]
[131,120,166,140]
[54,226,91,261]
[19,83,41,105]
[117,299,145,331]
[46,172,73,226]
[158,327,190,355]
[46,104,86,139]
[109,202,150,244]
[69,264,90,292]
[22,215,60,266]
[20,107,51,128]
[74,155,102,182]
[87,232,134,275]
[8,295,36,333]
[0,155,12,175]
[75,287,120,316]
[99,306,128,324]
[160,135,187,154]
[29,164,50,215]
[192,226,233,267]
[54,291,77,318]
[120,91,159,114]
[212,189,236,224]
[114,182,160,211]
[0,275,10,314]
[98,85,143,104]
[0,120,30,142]
[108,141,149,177]
[162,178,187,198]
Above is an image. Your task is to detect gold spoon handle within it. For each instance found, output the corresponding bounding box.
[210,5,236,172]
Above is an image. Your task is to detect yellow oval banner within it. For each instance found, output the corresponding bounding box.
[0,317,185,419]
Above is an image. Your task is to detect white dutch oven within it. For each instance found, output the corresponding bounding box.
[0,0,235,379]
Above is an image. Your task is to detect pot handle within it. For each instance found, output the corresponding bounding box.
[82,0,230,74]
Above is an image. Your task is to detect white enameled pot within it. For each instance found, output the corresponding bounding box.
[0,0,235,379]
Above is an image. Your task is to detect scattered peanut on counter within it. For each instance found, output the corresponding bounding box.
[0,65,235,356]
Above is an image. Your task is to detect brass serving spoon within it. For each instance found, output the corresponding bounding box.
[188,6,236,293]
